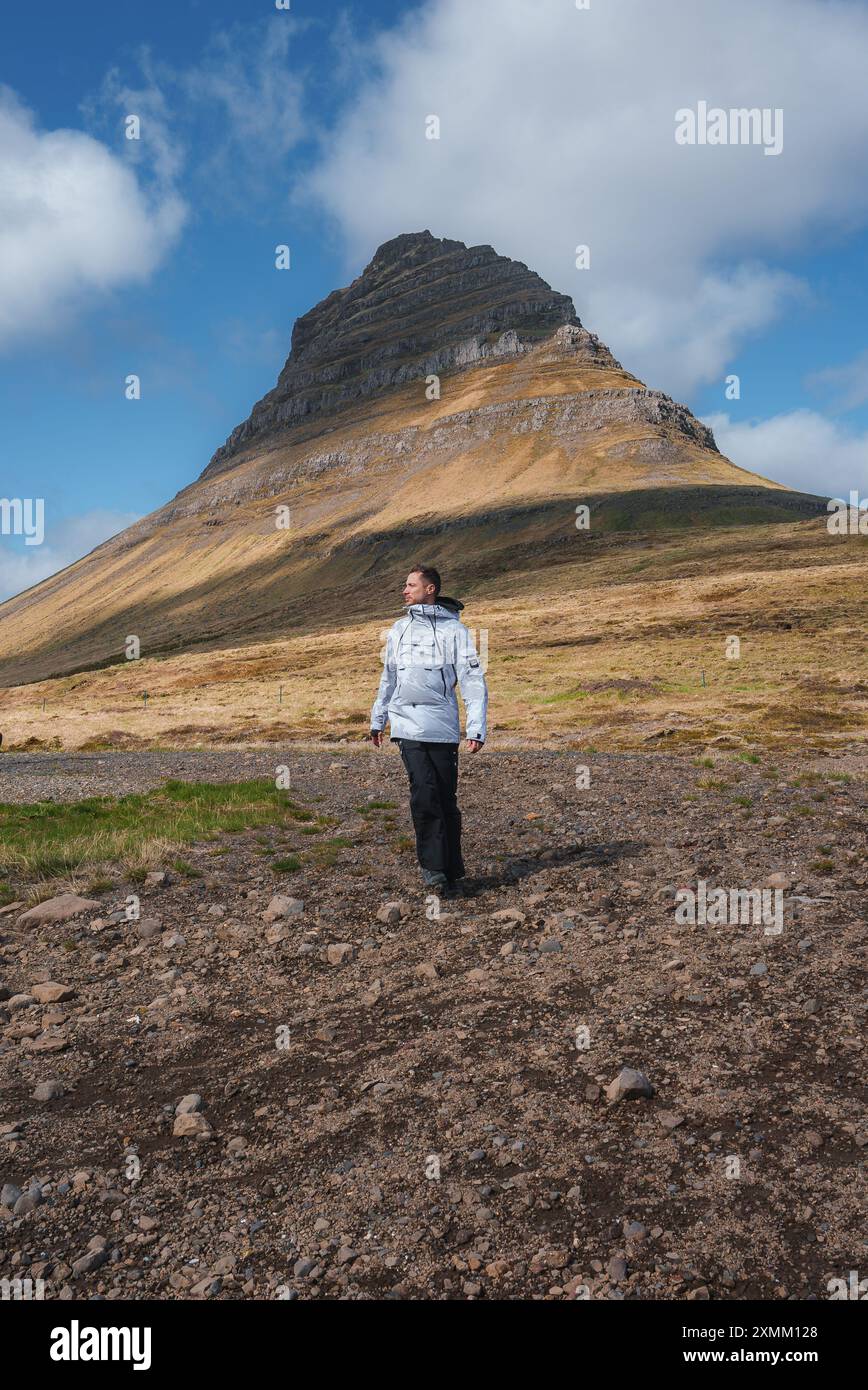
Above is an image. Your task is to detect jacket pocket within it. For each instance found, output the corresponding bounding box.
[396,664,450,705]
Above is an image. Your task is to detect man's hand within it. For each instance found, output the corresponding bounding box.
[465,739,484,753]
[370,730,383,748]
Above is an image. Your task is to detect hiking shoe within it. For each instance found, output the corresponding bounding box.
[421,869,449,890]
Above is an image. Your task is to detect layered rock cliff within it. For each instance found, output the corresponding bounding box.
[202,231,620,478]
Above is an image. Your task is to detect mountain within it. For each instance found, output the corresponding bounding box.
[203,230,596,475]
[0,230,826,690]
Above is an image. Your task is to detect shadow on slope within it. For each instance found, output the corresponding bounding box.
[0,484,828,688]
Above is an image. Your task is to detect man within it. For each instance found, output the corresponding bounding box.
[370,566,488,894]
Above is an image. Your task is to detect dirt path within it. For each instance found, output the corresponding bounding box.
[0,746,866,1300]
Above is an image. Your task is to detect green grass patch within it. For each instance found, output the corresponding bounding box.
[307,837,354,868]
[86,877,115,895]
[170,858,203,878]
[299,816,340,836]
[0,778,311,885]
[271,856,302,873]
[540,687,591,705]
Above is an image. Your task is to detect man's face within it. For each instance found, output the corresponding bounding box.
[403,571,436,606]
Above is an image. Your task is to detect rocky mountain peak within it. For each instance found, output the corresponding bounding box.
[364,229,465,270]
[202,231,611,479]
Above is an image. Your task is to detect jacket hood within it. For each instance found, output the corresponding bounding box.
[404,595,464,618]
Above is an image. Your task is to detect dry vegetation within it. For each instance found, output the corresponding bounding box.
[1,517,865,755]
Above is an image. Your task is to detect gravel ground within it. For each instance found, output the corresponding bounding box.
[0,745,866,1301]
[0,748,312,805]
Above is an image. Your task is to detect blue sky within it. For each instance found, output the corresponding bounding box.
[2,0,868,601]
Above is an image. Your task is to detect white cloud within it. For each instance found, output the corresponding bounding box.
[0,85,187,352]
[0,15,308,353]
[807,349,868,412]
[0,508,139,604]
[300,0,868,395]
[702,410,868,500]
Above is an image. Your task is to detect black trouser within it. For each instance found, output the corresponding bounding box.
[396,739,464,882]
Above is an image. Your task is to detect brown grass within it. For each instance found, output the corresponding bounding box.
[0,518,865,754]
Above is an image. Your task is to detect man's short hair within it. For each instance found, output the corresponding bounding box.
[410,564,441,596]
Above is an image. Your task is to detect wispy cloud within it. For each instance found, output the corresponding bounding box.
[217,318,288,367]
[179,19,308,205]
[0,508,140,604]
[80,44,187,193]
[84,17,311,218]
[807,349,868,413]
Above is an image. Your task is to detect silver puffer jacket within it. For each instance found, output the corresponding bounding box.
[370,597,488,743]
